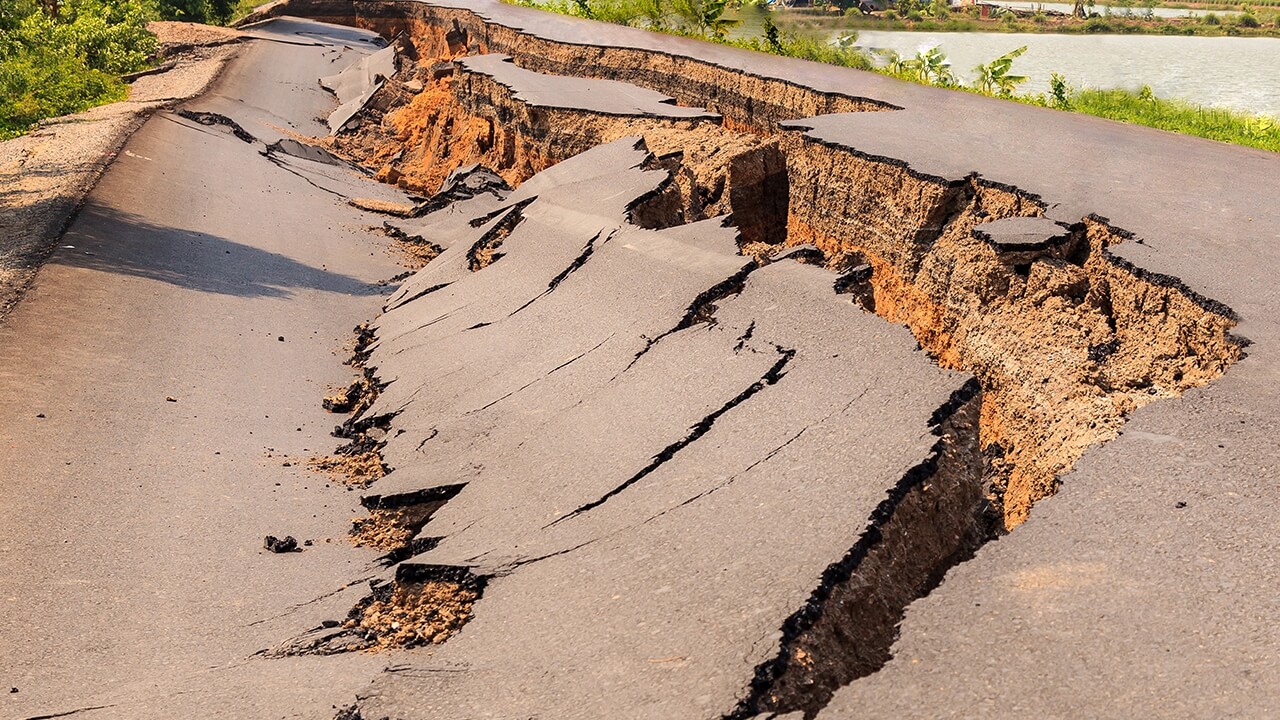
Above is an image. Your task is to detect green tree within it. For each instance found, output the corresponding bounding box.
[156,0,209,22]
[210,0,236,24]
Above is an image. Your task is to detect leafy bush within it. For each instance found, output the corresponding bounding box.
[1202,12,1221,24]
[1049,72,1070,108]
[1238,12,1260,27]
[0,43,127,138]
[0,0,155,138]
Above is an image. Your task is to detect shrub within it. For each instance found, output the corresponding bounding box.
[0,0,154,138]
[0,44,127,138]
[1202,12,1220,24]
[1239,12,1260,27]
[156,0,238,24]
[1049,72,1070,109]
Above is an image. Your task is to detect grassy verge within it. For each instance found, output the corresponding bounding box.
[1067,87,1278,148]
[230,0,269,23]
[506,0,1280,153]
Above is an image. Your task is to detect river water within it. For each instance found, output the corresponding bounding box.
[850,30,1280,115]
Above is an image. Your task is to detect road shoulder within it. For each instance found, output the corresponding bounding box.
[0,22,242,321]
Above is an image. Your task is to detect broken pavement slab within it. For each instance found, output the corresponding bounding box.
[458,54,721,120]
[327,144,985,719]
[321,42,397,133]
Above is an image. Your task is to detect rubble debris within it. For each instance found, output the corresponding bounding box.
[263,535,300,553]
[321,43,399,133]
[174,109,256,143]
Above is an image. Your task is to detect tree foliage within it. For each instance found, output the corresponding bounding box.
[1,0,157,138]
[155,0,238,25]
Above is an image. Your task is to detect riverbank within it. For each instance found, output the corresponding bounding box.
[0,22,239,320]
[849,30,1280,117]
[777,6,1280,39]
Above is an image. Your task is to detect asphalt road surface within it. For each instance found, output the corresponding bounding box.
[0,20,409,719]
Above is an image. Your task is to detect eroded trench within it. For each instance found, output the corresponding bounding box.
[300,8,1245,717]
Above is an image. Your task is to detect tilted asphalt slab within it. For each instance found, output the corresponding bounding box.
[458,54,721,119]
[347,138,977,720]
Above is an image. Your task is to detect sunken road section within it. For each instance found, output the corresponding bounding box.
[243,2,1279,719]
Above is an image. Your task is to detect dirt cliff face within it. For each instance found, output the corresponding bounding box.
[785,147,1242,527]
[321,5,1242,531]
[349,5,892,128]
[328,62,787,246]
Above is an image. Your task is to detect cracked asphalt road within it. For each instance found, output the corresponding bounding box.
[0,19,406,720]
[4,4,1279,719]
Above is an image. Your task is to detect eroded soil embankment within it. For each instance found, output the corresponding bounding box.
[785,146,1243,527]
[322,25,1243,532]
[327,67,788,246]
[346,1,892,129]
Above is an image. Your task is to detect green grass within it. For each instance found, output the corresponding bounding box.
[776,6,1280,38]
[230,0,270,24]
[1066,87,1280,150]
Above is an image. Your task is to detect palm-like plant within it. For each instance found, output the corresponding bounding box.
[873,48,910,76]
[872,46,954,86]
[972,45,1028,97]
[913,46,956,86]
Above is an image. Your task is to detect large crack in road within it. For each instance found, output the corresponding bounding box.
[4,5,1278,720]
